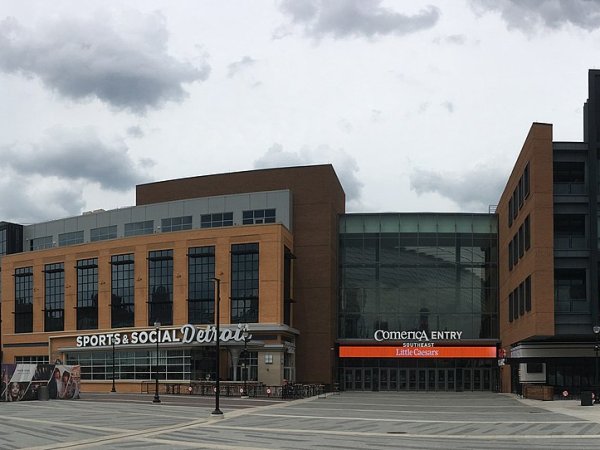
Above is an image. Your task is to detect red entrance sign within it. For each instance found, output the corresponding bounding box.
[339,346,497,359]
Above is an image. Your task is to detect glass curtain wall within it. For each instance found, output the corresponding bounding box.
[339,214,498,340]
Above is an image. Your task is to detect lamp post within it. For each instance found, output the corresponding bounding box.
[241,330,250,399]
[111,335,116,393]
[153,321,161,404]
[211,278,223,417]
[594,325,600,404]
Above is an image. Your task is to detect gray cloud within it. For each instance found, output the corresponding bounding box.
[254,143,363,204]
[442,101,454,113]
[227,56,257,78]
[0,13,210,114]
[0,175,85,223]
[279,0,440,39]
[0,127,152,191]
[126,126,144,138]
[410,164,507,211]
[471,0,600,31]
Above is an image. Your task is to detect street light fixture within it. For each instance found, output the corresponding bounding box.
[241,330,250,399]
[594,325,600,404]
[111,335,116,393]
[211,278,223,417]
[153,321,161,404]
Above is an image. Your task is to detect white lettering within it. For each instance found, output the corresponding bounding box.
[76,336,83,347]
[148,330,157,344]
[130,332,139,344]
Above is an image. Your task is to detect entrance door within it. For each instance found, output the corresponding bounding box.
[364,369,372,391]
[389,369,398,391]
[447,369,455,391]
[437,369,446,391]
[399,369,408,390]
[408,369,417,390]
[464,369,472,391]
[473,369,482,390]
[418,369,427,390]
[428,369,436,391]
[380,369,389,390]
[354,368,363,390]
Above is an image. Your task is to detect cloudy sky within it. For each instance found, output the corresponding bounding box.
[0,0,598,223]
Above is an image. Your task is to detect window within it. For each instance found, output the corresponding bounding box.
[518,225,525,258]
[124,220,154,237]
[509,292,514,323]
[231,243,259,323]
[162,216,192,232]
[554,161,585,183]
[513,286,519,319]
[508,241,513,271]
[555,269,587,313]
[58,231,84,246]
[525,276,532,312]
[16,356,49,364]
[284,247,294,326]
[111,254,135,328]
[242,209,276,225]
[14,267,33,333]
[148,250,173,326]
[527,363,544,374]
[523,163,530,198]
[31,236,53,251]
[512,235,519,266]
[0,228,6,255]
[524,216,531,250]
[188,246,215,324]
[518,176,524,209]
[508,199,513,227]
[200,213,233,228]
[519,282,525,316]
[554,214,585,236]
[44,263,64,332]
[512,190,518,220]
[91,226,117,242]
[77,258,98,330]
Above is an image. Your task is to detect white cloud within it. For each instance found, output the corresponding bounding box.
[254,143,363,205]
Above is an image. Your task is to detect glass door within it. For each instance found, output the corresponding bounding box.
[354,368,363,390]
[364,369,372,391]
[399,369,408,390]
[418,369,427,390]
[437,369,446,391]
[473,369,481,390]
[447,369,455,391]
[464,369,472,391]
[380,369,389,390]
[428,369,436,391]
[408,369,417,390]
[390,369,398,390]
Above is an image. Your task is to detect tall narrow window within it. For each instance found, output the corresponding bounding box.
[519,282,525,316]
[523,163,530,198]
[284,247,294,326]
[525,276,532,312]
[518,225,524,258]
[111,254,135,328]
[44,263,64,332]
[508,199,513,227]
[188,246,215,324]
[231,243,259,323]
[508,241,514,271]
[513,287,519,319]
[76,258,98,330]
[509,292,514,323]
[14,267,33,333]
[524,215,531,250]
[148,250,173,326]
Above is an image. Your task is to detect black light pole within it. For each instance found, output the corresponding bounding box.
[211,278,223,417]
[594,326,600,404]
[111,335,116,393]
[241,331,249,399]
[153,321,161,404]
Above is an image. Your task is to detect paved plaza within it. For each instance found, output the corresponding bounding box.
[2,391,600,449]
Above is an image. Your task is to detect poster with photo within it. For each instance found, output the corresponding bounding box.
[0,364,81,401]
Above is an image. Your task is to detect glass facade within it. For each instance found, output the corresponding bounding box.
[76,258,98,330]
[111,254,135,328]
[188,246,215,324]
[148,250,173,326]
[339,214,498,340]
[44,263,65,332]
[231,243,259,323]
[14,267,33,333]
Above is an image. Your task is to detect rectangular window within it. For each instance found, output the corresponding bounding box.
[111,254,135,328]
[148,250,173,326]
[91,225,117,242]
[513,287,519,319]
[525,276,532,312]
[518,176,524,209]
[508,198,513,227]
[161,216,192,232]
[124,220,154,237]
[509,292,514,323]
[512,190,518,220]
[44,263,64,332]
[555,269,586,313]
[0,228,6,255]
[14,267,33,333]
[508,241,513,271]
[231,243,259,323]
[77,258,98,330]
[512,235,519,266]
[554,214,585,236]
[524,163,530,198]
[518,225,524,258]
[200,212,233,228]
[188,246,215,324]
[58,231,84,246]
[31,236,53,251]
[519,282,525,316]
[524,215,531,250]
[284,247,293,326]
[15,356,49,364]
[554,161,585,183]
[242,209,276,225]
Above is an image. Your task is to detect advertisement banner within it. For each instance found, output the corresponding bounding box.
[339,346,498,359]
[1,364,81,402]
